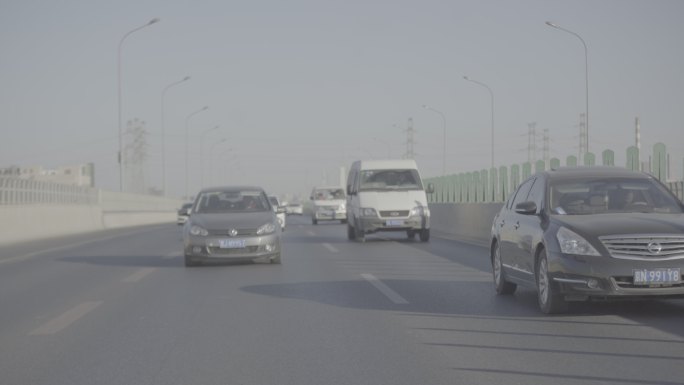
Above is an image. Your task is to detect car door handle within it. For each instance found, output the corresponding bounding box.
[514,221,520,230]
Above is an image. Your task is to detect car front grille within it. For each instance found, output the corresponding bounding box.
[208,228,258,236]
[208,246,260,255]
[379,210,409,218]
[599,235,684,261]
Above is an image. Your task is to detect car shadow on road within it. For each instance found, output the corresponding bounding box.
[241,278,684,340]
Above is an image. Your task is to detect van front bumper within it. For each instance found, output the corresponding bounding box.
[358,216,429,233]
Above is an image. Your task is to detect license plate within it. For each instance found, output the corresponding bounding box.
[633,268,681,285]
[386,220,404,227]
[218,239,247,249]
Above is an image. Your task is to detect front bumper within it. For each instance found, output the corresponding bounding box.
[358,215,429,234]
[314,208,347,221]
[547,250,684,299]
[184,233,281,261]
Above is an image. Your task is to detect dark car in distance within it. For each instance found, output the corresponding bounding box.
[490,167,684,314]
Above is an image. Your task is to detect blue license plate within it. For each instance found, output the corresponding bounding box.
[218,239,247,249]
[633,268,681,285]
[386,220,404,227]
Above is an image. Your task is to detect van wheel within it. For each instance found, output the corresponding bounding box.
[347,222,356,240]
[355,220,366,243]
[419,229,430,242]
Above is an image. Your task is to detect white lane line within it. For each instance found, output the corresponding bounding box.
[361,273,409,305]
[122,267,157,283]
[306,230,316,236]
[29,301,102,335]
[0,227,162,266]
[322,243,339,253]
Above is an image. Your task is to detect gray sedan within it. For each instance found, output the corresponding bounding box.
[183,186,282,266]
[491,167,684,314]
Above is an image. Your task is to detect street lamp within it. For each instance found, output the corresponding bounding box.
[185,106,209,198]
[117,17,160,192]
[463,76,495,169]
[545,21,589,153]
[201,125,220,188]
[422,105,447,176]
[160,75,190,195]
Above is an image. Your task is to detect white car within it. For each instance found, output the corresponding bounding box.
[286,203,303,215]
[268,195,286,231]
[310,186,347,225]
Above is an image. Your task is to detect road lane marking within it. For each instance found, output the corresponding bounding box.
[29,301,102,335]
[306,230,316,236]
[361,273,409,305]
[122,267,157,282]
[0,227,163,265]
[322,243,339,253]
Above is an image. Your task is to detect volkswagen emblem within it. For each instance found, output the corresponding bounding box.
[228,229,238,237]
[390,211,399,217]
[647,242,663,255]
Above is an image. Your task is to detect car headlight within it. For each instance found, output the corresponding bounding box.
[360,208,377,217]
[256,222,277,235]
[556,227,600,256]
[338,203,346,211]
[410,206,429,217]
[190,225,209,236]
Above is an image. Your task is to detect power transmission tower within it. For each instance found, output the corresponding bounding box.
[124,118,148,194]
[527,122,537,163]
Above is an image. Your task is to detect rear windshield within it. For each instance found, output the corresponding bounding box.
[312,188,346,200]
[195,190,270,213]
[549,177,683,215]
[359,169,423,192]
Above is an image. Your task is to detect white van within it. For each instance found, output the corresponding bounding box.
[346,159,434,242]
[310,186,347,225]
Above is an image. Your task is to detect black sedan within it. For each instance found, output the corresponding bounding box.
[490,167,684,314]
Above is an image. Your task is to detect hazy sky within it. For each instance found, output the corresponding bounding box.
[1,0,683,199]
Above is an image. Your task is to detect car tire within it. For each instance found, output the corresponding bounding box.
[492,242,516,295]
[347,222,356,240]
[536,248,568,314]
[419,229,430,242]
[312,217,318,225]
[355,220,366,243]
[270,254,281,264]
[341,219,347,224]
[184,255,197,267]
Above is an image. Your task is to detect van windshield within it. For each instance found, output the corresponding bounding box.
[359,169,423,191]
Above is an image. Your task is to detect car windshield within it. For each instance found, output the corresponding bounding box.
[194,190,269,213]
[359,169,423,191]
[312,188,345,200]
[549,177,683,215]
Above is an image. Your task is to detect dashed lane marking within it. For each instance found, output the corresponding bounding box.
[361,273,409,305]
[29,301,102,335]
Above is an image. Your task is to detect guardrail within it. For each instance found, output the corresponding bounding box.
[0,177,97,205]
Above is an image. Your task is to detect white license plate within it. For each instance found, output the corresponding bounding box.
[218,239,247,249]
[633,268,681,285]
[386,220,404,227]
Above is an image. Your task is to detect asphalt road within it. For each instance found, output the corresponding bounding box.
[1,216,683,385]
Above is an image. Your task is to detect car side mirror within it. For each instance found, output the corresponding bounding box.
[277,206,286,214]
[426,183,435,194]
[515,201,537,215]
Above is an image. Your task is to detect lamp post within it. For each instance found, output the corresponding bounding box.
[160,75,190,195]
[422,105,447,176]
[545,21,589,153]
[463,76,495,169]
[117,17,160,192]
[201,125,220,188]
[185,106,209,198]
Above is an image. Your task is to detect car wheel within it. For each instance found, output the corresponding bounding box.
[270,254,281,264]
[347,222,356,240]
[419,229,430,242]
[341,219,347,224]
[536,249,567,314]
[492,242,516,294]
[312,217,318,225]
[184,255,197,267]
[355,220,366,243]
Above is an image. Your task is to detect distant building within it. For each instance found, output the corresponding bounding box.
[0,163,95,187]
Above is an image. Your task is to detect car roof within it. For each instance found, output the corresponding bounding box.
[543,166,651,181]
[355,159,418,170]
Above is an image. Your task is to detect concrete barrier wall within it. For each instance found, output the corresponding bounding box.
[429,202,504,247]
[0,205,104,245]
